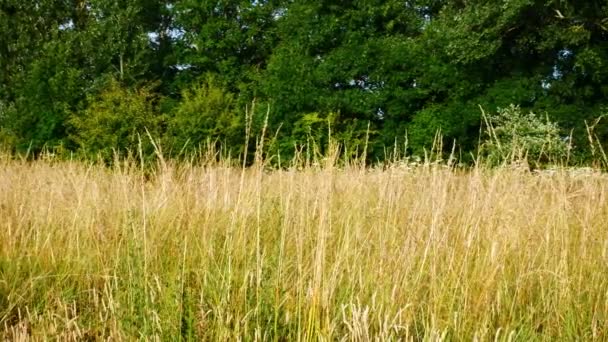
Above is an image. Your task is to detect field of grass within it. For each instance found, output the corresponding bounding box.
[0,152,607,340]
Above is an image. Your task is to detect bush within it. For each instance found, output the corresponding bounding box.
[69,79,162,161]
[0,102,16,150]
[480,104,568,167]
[165,76,241,156]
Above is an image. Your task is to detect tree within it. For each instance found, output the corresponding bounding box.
[173,0,283,98]
[412,0,608,156]
[1,0,607,165]
[261,1,427,158]
[0,0,178,153]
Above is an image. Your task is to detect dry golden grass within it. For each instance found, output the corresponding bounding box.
[0,153,607,340]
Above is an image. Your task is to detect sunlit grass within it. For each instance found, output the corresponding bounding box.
[0,151,607,340]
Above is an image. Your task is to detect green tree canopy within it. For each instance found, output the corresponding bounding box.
[1,0,607,164]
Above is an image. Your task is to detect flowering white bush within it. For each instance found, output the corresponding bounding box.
[481,104,569,167]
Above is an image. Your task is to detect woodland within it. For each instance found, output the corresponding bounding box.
[1,1,607,164]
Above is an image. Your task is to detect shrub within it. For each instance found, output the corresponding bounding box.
[69,79,162,161]
[165,76,241,156]
[480,104,568,167]
[0,102,16,150]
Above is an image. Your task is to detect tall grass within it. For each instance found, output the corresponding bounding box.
[0,148,607,340]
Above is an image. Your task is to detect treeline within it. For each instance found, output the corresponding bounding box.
[1,0,607,163]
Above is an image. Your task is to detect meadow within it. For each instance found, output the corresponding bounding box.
[0,150,607,340]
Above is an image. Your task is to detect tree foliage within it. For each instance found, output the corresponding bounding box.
[1,0,607,165]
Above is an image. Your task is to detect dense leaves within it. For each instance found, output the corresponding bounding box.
[165,75,242,154]
[1,0,607,164]
[70,78,162,160]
